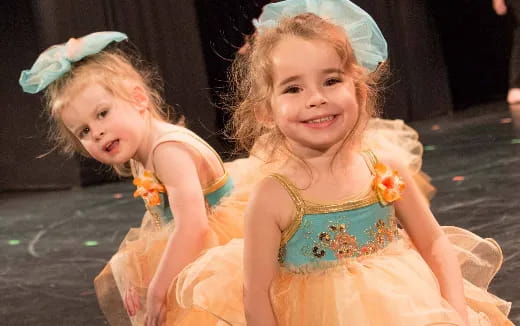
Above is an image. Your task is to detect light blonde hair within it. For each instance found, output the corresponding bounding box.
[44,48,177,176]
[228,13,385,160]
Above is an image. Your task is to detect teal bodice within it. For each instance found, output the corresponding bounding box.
[147,173,234,226]
[274,152,401,271]
[205,176,234,208]
[278,197,398,268]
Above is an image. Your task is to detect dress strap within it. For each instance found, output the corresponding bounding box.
[361,150,378,175]
[269,174,306,246]
[147,128,228,192]
[151,128,226,171]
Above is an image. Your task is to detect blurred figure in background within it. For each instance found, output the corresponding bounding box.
[493,0,520,104]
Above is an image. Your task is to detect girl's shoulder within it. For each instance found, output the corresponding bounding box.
[247,175,298,229]
[252,176,292,206]
[152,124,203,148]
[371,151,410,178]
[151,124,226,189]
[151,126,203,166]
[151,124,221,168]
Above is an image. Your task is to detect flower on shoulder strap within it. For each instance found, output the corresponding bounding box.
[372,162,405,205]
[133,170,166,206]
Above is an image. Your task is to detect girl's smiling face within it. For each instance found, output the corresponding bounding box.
[60,83,148,165]
[268,36,362,155]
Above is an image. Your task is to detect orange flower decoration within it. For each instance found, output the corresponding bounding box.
[133,170,166,206]
[372,162,405,205]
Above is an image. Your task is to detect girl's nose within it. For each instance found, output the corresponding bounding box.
[93,128,105,141]
[306,89,327,108]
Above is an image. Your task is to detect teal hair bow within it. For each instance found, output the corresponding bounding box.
[19,31,128,94]
[253,0,387,72]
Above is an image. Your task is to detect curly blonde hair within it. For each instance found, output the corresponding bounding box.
[44,48,175,176]
[227,13,385,160]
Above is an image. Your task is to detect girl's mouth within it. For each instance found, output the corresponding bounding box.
[104,139,119,152]
[303,115,337,128]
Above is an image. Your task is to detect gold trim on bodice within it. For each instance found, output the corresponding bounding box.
[272,150,381,247]
[202,170,230,195]
[269,174,306,246]
[362,150,378,174]
[304,195,379,214]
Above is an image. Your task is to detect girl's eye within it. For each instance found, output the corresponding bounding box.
[98,109,108,119]
[283,86,302,94]
[79,127,90,139]
[325,78,342,86]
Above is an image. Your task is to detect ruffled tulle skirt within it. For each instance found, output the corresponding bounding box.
[94,185,250,326]
[176,227,512,326]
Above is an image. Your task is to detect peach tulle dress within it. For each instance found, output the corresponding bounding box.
[94,128,250,326]
[176,150,512,326]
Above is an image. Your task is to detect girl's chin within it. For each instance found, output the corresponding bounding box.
[95,154,133,166]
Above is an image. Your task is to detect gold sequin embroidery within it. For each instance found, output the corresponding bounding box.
[301,217,398,261]
[146,205,163,229]
[359,217,398,256]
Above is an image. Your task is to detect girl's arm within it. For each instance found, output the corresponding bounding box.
[384,157,470,326]
[145,142,210,326]
[243,177,291,326]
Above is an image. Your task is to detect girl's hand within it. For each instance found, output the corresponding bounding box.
[493,0,507,15]
[123,285,141,317]
[144,285,167,326]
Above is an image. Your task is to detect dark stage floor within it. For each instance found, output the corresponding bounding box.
[1,102,519,325]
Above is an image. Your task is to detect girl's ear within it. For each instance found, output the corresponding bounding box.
[131,84,149,113]
[254,104,275,128]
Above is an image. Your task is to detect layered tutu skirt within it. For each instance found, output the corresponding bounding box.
[176,227,512,326]
[94,185,250,326]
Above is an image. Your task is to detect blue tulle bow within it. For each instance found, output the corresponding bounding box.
[253,0,387,71]
[19,31,128,94]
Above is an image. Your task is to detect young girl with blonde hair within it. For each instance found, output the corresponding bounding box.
[19,32,248,326]
[175,1,512,325]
